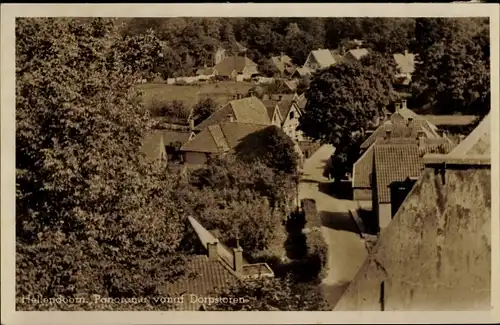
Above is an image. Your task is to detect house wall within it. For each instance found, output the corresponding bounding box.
[282,104,304,142]
[378,203,392,230]
[183,151,209,165]
[304,54,319,72]
[334,167,491,311]
[353,188,372,201]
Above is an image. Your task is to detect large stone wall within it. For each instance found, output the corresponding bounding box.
[334,166,491,311]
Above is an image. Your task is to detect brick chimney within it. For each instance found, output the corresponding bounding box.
[417,130,426,148]
[395,102,401,111]
[385,129,392,140]
[233,246,244,273]
[401,99,407,110]
[207,241,218,261]
[189,119,195,130]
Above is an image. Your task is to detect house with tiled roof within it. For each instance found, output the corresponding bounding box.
[213,41,248,66]
[275,94,305,142]
[335,114,491,311]
[214,56,259,81]
[165,216,274,310]
[343,48,370,64]
[194,96,270,132]
[354,127,455,231]
[303,49,341,73]
[181,121,271,165]
[360,101,441,151]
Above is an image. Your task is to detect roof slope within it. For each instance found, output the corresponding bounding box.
[447,114,491,158]
[352,144,375,189]
[164,255,239,310]
[374,142,424,203]
[182,122,270,153]
[347,48,369,61]
[214,56,257,76]
[418,115,478,126]
[311,49,338,68]
[194,97,270,131]
[361,119,441,150]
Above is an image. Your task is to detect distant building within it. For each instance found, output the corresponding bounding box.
[353,102,452,217]
[342,48,370,64]
[195,67,218,80]
[194,96,270,132]
[214,56,259,81]
[165,216,274,310]
[335,114,491,311]
[370,137,455,231]
[181,121,270,165]
[302,49,342,73]
[213,41,248,66]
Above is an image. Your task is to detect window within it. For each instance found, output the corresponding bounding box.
[290,111,295,119]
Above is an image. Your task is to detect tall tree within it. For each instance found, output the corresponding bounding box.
[299,58,396,147]
[16,18,187,310]
[412,18,490,115]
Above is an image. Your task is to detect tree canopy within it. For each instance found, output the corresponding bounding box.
[298,55,397,147]
[16,17,187,310]
[411,18,490,115]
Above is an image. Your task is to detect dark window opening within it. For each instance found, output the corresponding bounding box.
[290,111,295,119]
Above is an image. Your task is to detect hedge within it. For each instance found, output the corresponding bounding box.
[301,199,321,229]
[305,228,329,280]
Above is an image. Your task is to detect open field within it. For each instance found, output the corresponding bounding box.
[136,81,256,109]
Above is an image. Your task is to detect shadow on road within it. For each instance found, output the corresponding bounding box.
[320,281,350,309]
[300,178,320,184]
[318,181,353,200]
[320,211,361,235]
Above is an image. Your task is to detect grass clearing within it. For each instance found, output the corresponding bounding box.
[136,81,256,109]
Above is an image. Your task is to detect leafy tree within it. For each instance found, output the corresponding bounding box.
[192,97,218,125]
[16,17,187,310]
[258,58,278,78]
[299,59,396,147]
[235,126,300,174]
[412,18,490,115]
[206,276,329,311]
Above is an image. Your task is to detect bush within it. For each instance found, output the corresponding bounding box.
[305,229,329,280]
[301,199,321,228]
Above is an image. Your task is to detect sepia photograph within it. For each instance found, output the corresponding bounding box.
[1,3,499,324]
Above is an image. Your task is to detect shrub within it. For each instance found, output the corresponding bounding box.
[305,229,329,280]
[301,199,321,228]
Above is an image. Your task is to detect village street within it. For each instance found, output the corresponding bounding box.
[298,144,369,308]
